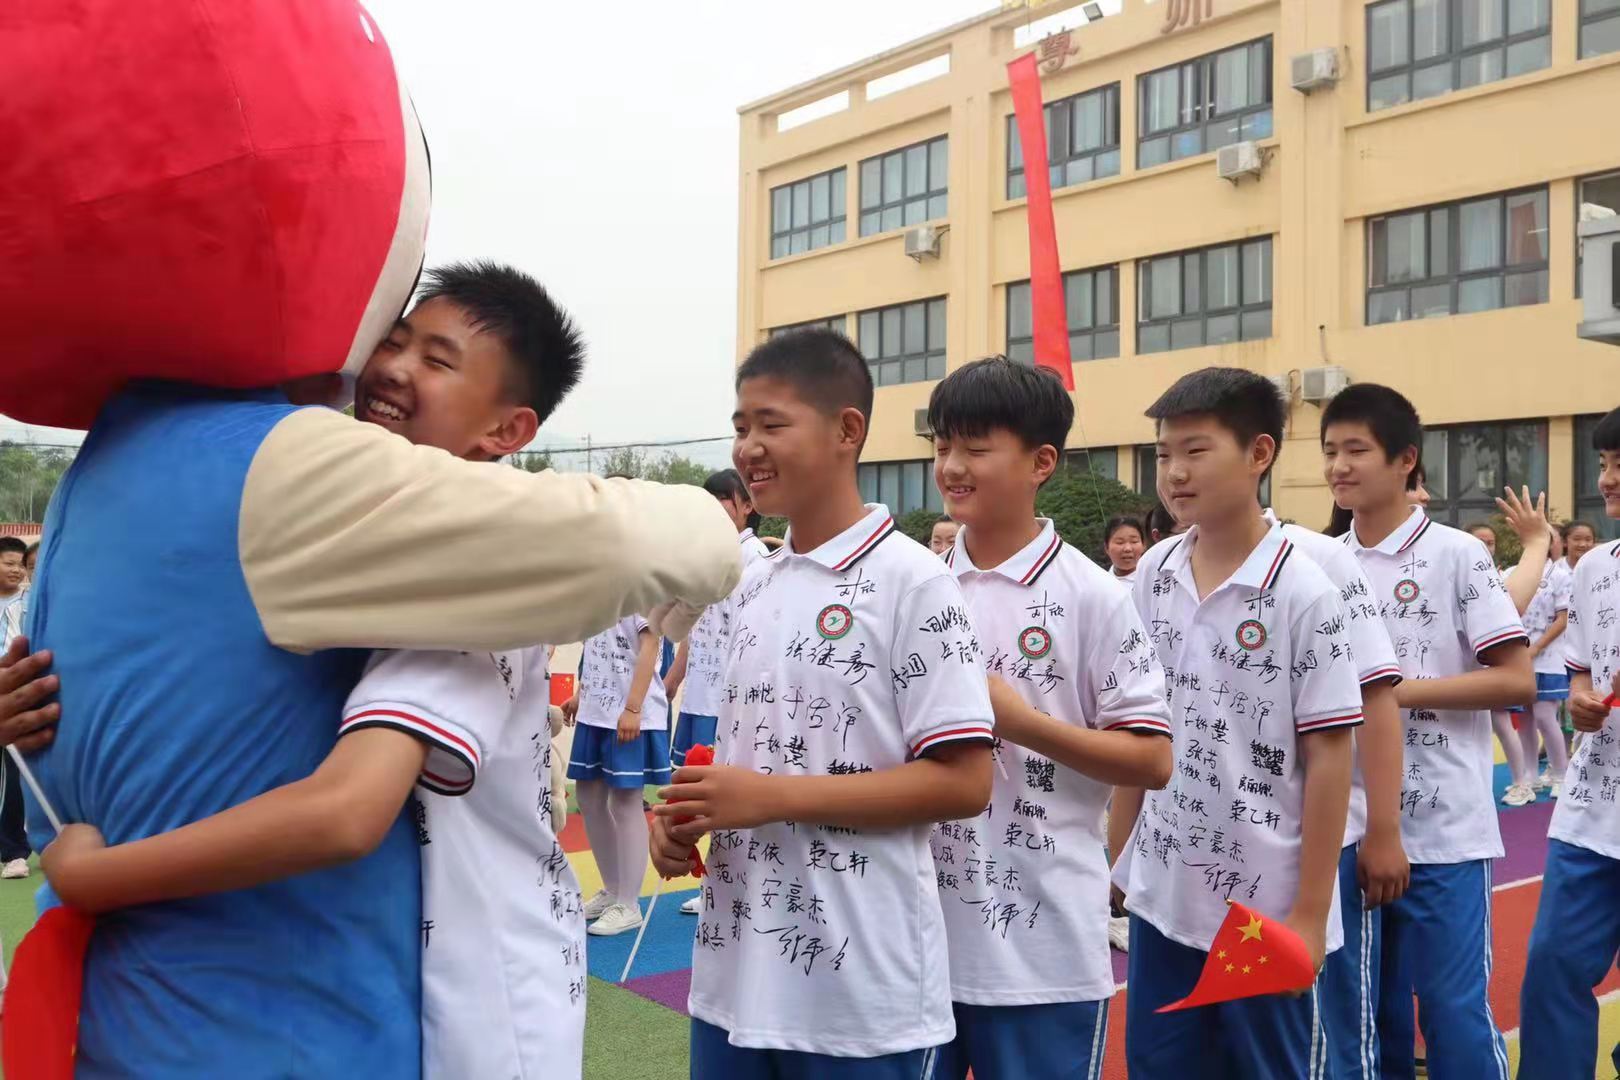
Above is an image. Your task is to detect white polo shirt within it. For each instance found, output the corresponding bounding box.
[1265,510,1402,849]
[1344,507,1528,865]
[933,521,1170,1005]
[688,504,994,1057]
[1518,558,1573,676]
[681,528,771,718]
[577,614,668,732]
[341,647,585,1080]
[1110,566,1138,587]
[1550,539,1620,858]
[1121,524,1363,954]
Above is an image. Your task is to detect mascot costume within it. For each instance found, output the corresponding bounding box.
[0,2,740,1074]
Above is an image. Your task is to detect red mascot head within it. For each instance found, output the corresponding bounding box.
[0,0,431,429]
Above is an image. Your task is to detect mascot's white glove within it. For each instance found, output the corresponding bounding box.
[647,599,707,645]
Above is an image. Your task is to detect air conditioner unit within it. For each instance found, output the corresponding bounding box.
[1300,365,1351,404]
[1216,141,1263,183]
[913,408,932,437]
[904,224,943,260]
[1579,215,1620,345]
[1290,48,1340,93]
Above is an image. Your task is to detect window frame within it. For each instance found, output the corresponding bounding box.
[856,297,948,388]
[1063,449,1120,480]
[1006,83,1122,200]
[859,136,949,238]
[1136,237,1275,355]
[769,316,848,338]
[1134,445,1158,498]
[1365,0,1553,113]
[1581,0,1620,58]
[769,168,848,260]
[1420,420,1550,528]
[858,460,943,517]
[1137,37,1274,169]
[1366,185,1550,326]
[1005,265,1122,365]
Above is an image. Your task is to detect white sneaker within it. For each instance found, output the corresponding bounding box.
[680,896,701,915]
[1501,783,1535,807]
[587,902,644,937]
[582,888,614,920]
[1108,915,1130,953]
[1535,771,1553,793]
[1550,779,1562,800]
[1,859,29,880]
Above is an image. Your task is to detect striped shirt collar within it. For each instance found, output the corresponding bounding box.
[738,527,758,546]
[1157,520,1295,592]
[1343,505,1430,557]
[945,519,1062,587]
[780,503,896,572]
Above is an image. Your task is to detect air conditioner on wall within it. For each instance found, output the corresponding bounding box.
[1290,48,1340,93]
[904,224,943,260]
[1216,141,1263,183]
[913,408,931,437]
[1301,365,1351,404]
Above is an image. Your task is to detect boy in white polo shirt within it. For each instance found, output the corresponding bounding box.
[1114,367,1360,1079]
[1519,404,1620,1080]
[648,328,995,1079]
[926,358,1173,1080]
[1320,383,1532,1080]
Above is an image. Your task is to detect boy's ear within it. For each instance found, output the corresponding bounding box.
[480,406,540,459]
[838,406,869,455]
[1250,433,1278,476]
[1032,444,1060,485]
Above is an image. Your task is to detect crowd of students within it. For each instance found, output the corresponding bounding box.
[2,264,1618,1080]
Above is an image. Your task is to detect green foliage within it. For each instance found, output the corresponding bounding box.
[898,508,944,545]
[596,447,710,486]
[0,443,75,524]
[1035,468,1154,563]
[512,450,555,473]
[756,516,788,540]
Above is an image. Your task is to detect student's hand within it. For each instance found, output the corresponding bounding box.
[649,814,705,879]
[985,676,1029,742]
[1495,486,1551,550]
[1281,908,1329,979]
[616,709,640,744]
[0,636,60,752]
[654,765,782,831]
[663,675,680,701]
[41,823,106,906]
[1356,823,1410,908]
[561,693,579,727]
[1570,689,1614,733]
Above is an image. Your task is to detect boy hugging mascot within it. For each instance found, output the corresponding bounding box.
[0,2,739,1075]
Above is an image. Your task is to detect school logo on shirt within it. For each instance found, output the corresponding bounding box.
[817,603,854,640]
[1017,625,1053,660]
[1235,619,1267,651]
[1394,579,1421,604]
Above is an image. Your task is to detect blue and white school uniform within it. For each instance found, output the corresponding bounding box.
[1346,507,1526,1080]
[1520,538,1620,1079]
[673,527,770,765]
[567,614,671,788]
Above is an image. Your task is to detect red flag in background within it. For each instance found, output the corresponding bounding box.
[1007,52,1074,391]
[2,905,96,1080]
[1156,901,1316,1012]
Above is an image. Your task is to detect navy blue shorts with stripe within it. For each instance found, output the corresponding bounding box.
[567,724,672,789]
[690,1019,944,1079]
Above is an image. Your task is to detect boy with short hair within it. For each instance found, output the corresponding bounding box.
[925,358,1173,1080]
[648,328,995,1077]
[1320,382,1533,1080]
[1518,404,1620,1080]
[1113,367,1360,1079]
[0,537,26,649]
[43,261,594,1079]
[929,516,960,556]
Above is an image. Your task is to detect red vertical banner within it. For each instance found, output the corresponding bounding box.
[1007,52,1074,391]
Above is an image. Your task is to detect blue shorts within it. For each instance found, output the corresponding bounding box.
[935,1000,1109,1080]
[566,724,672,789]
[671,712,718,766]
[690,1018,943,1079]
[1510,672,1571,713]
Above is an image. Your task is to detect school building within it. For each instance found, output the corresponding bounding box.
[735,0,1620,537]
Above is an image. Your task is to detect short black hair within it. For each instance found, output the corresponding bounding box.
[1320,383,1423,472]
[0,537,26,558]
[1145,367,1287,477]
[1592,406,1620,452]
[1564,519,1597,538]
[1147,502,1177,538]
[934,515,955,527]
[1325,503,1353,537]
[736,329,873,428]
[703,469,761,530]
[926,356,1074,452]
[417,261,585,424]
[1407,462,1425,493]
[1464,521,1496,539]
[1104,515,1144,544]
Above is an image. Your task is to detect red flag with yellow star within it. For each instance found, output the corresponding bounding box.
[1156,901,1315,1012]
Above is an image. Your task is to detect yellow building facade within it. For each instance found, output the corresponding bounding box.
[736,0,1620,536]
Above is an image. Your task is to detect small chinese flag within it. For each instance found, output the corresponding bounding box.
[1156,901,1315,1012]
[671,744,714,878]
[3,905,97,1080]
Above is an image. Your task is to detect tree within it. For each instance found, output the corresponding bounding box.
[898,508,943,545]
[1035,469,1154,564]
[511,450,554,473]
[596,447,709,486]
[0,443,75,523]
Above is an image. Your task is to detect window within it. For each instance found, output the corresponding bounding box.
[1367,0,1551,112]
[1134,445,1158,497]
[1420,421,1548,527]
[1064,449,1119,479]
[1007,85,1121,199]
[858,298,947,386]
[1575,414,1620,541]
[1138,38,1273,169]
[1577,172,1620,297]
[858,460,943,517]
[770,168,847,259]
[1137,237,1274,354]
[1367,187,1548,324]
[1583,0,1620,57]
[859,137,948,237]
[770,316,847,338]
[1006,266,1121,364]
